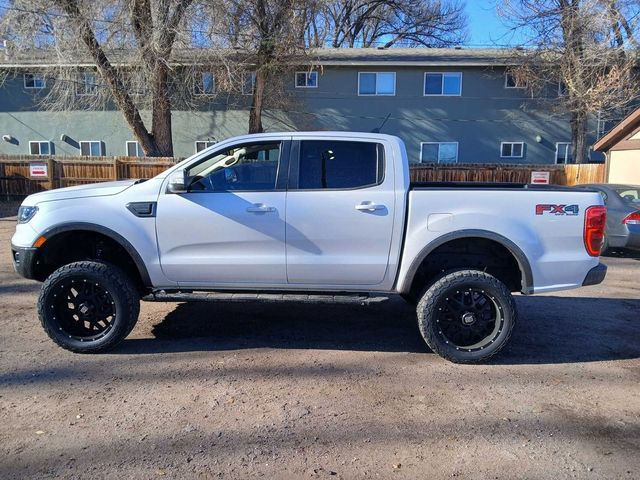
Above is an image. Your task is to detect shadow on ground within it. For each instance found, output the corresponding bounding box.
[603,248,640,261]
[114,295,640,365]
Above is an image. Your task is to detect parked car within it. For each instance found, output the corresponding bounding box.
[11,132,607,363]
[574,184,640,252]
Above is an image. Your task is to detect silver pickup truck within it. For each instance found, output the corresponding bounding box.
[11,132,607,363]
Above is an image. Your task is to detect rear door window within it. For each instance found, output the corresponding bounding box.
[297,140,384,189]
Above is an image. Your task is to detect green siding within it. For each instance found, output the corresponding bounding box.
[0,66,601,163]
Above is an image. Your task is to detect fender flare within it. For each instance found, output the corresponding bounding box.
[39,222,152,287]
[400,229,534,295]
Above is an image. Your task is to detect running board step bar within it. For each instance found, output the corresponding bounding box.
[144,291,389,305]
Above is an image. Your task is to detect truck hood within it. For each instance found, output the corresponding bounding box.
[25,180,138,204]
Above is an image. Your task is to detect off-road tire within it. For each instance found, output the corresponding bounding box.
[416,269,516,364]
[38,261,140,353]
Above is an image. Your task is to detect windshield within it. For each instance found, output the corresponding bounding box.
[614,187,640,206]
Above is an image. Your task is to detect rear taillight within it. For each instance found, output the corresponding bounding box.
[622,212,640,225]
[584,206,607,257]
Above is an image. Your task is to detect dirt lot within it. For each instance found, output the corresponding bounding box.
[0,202,638,480]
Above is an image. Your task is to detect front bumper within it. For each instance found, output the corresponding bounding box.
[11,243,38,280]
[582,263,607,286]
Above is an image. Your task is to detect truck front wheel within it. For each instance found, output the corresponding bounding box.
[38,261,140,353]
[416,270,516,364]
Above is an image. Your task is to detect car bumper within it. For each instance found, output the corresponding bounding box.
[582,263,607,286]
[11,243,38,280]
[625,230,640,250]
[609,225,640,251]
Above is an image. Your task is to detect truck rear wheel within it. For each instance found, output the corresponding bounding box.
[38,261,140,353]
[416,270,516,364]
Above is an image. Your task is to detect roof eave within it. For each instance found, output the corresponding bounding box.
[593,107,640,152]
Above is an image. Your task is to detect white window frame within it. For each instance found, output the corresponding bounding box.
[79,140,105,157]
[555,142,572,164]
[420,142,459,164]
[357,72,396,96]
[195,140,216,153]
[504,72,526,89]
[76,72,98,96]
[126,141,144,157]
[295,71,318,88]
[500,142,525,159]
[423,72,462,96]
[24,73,46,89]
[28,140,53,156]
[195,71,216,96]
[242,72,256,95]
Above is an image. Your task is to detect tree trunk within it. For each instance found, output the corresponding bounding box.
[571,110,588,164]
[150,62,174,157]
[56,0,159,156]
[249,68,267,134]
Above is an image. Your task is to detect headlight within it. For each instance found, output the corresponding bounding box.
[17,206,38,224]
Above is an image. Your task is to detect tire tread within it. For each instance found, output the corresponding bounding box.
[416,269,516,364]
[37,261,139,353]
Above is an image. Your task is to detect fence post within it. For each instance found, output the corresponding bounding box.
[112,158,119,181]
[47,157,55,190]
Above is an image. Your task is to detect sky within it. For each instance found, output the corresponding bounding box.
[465,1,526,47]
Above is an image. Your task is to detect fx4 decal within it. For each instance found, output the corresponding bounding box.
[535,204,580,216]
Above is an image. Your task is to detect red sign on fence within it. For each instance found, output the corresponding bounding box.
[29,162,48,178]
[530,171,550,184]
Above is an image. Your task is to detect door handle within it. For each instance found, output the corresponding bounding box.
[355,202,386,212]
[246,203,275,213]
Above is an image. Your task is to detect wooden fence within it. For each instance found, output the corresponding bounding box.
[0,155,177,197]
[410,162,605,186]
[0,155,606,198]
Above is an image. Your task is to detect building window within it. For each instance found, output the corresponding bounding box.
[126,141,144,157]
[295,71,318,88]
[558,81,568,96]
[76,72,98,95]
[80,140,105,157]
[424,72,462,96]
[358,72,396,96]
[555,142,573,164]
[24,73,46,89]
[195,72,215,95]
[505,72,527,89]
[29,141,53,155]
[123,73,146,96]
[500,142,524,158]
[195,140,216,153]
[420,142,458,164]
[242,72,256,95]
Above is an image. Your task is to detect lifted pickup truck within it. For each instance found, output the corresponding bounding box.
[11,132,607,363]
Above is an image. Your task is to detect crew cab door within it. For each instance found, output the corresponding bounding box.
[285,139,395,285]
[156,140,290,285]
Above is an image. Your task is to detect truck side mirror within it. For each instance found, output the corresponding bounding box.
[167,170,187,194]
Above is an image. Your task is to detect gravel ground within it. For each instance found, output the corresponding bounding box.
[0,203,639,479]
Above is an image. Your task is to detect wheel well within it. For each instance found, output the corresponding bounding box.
[407,237,525,298]
[33,230,146,292]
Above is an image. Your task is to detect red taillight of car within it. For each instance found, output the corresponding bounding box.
[622,212,640,225]
[584,206,607,257]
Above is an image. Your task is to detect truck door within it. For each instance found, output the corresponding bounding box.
[156,140,290,285]
[285,139,395,285]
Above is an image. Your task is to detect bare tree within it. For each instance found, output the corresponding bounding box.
[308,0,467,48]
[197,0,314,134]
[500,0,640,163]
[0,0,198,156]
